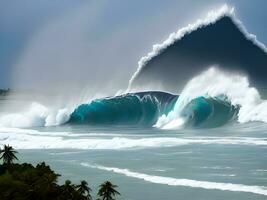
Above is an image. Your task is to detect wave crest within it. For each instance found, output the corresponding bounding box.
[155,67,267,129]
[69,92,177,125]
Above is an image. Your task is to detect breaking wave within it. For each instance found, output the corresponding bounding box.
[1,4,267,130]
[68,91,237,128]
[1,68,267,129]
[68,91,177,126]
[155,67,267,129]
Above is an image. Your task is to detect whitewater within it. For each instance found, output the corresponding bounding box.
[1,68,267,200]
[1,67,267,129]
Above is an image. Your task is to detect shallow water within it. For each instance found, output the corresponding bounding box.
[1,123,265,200]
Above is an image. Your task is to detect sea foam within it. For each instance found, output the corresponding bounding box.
[0,127,266,149]
[81,163,267,196]
[155,67,267,129]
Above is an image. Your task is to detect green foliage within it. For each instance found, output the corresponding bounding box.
[0,145,120,200]
[76,180,92,200]
[0,88,10,96]
[97,181,120,200]
[0,144,18,165]
[0,162,92,200]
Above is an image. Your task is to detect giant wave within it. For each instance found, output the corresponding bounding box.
[128,5,267,94]
[1,5,267,129]
[155,67,267,129]
[69,91,178,126]
[1,67,267,129]
[68,89,237,128]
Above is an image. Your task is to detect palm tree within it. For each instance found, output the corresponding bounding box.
[97,181,120,200]
[61,180,76,200]
[76,180,92,200]
[0,144,18,165]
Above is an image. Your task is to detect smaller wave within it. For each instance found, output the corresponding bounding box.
[179,96,238,128]
[155,67,267,129]
[81,163,267,196]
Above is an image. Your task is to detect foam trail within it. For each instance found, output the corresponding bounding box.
[155,67,267,129]
[81,163,267,196]
[128,4,267,91]
[1,128,266,149]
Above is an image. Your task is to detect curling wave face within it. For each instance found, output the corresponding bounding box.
[68,91,177,126]
[155,67,267,129]
[68,89,238,128]
[1,68,266,129]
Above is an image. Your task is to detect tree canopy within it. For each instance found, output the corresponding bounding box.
[0,145,120,200]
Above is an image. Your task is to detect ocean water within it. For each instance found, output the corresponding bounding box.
[1,5,267,199]
[9,123,267,200]
[1,67,267,199]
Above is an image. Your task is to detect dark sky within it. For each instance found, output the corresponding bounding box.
[0,0,266,93]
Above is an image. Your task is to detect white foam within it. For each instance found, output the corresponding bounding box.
[0,102,71,127]
[49,151,85,155]
[0,127,266,149]
[201,166,234,170]
[128,4,267,91]
[81,163,267,196]
[155,67,267,129]
[255,169,267,172]
[209,173,236,177]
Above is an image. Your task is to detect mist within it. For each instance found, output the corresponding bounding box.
[1,1,227,96]
[0,0,266,99]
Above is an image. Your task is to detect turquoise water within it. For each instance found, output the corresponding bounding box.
[0,91,267,200]
[69,92,237,128]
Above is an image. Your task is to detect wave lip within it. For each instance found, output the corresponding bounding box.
[68,91,177,125]
[81,163,267,196]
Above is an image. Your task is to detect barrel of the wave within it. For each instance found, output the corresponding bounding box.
[180,97,238,128]
[68,92,178,126]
